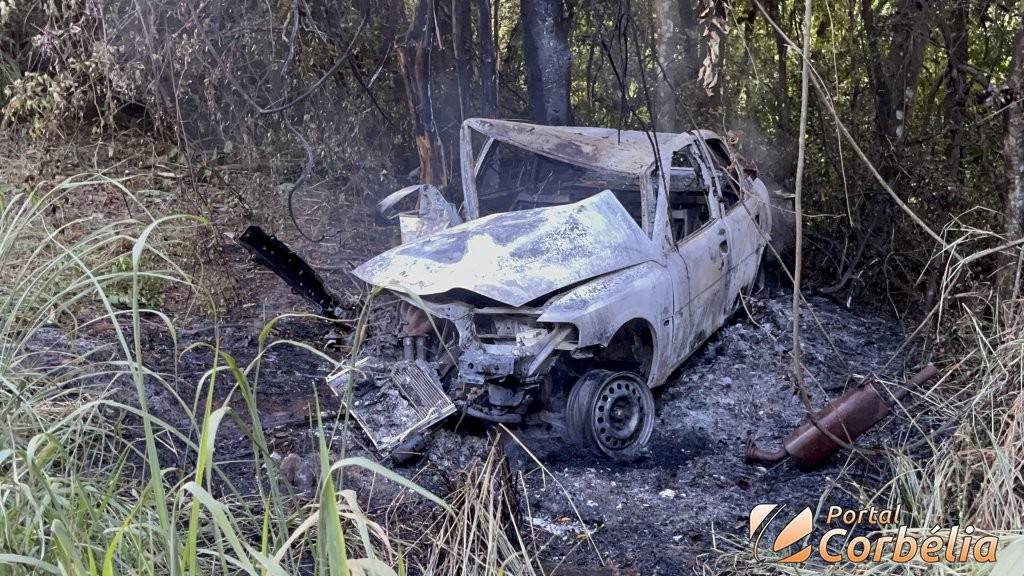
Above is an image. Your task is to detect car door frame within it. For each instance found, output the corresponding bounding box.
[659,140,732,364]
[701,135,769,314]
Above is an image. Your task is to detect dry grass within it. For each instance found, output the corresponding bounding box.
[0,176,461,575]
[705,218,1024,574]
[416,441,540,576]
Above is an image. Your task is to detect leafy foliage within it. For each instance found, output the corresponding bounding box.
[0,1,1018,312]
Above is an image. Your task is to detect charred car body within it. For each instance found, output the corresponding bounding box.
[243,119,779,459]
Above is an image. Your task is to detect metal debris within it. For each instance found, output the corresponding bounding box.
[745,364,941,471]
[377,184,462,244]
[327,358,455,452]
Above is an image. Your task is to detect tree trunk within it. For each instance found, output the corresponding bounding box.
[862,0,930,163]
[520,0,572,125]
[840,0,931,291]
[452,0,473,121]
[654,0,685,132]
[940,1,969,180]
[763,0,789,136]
[476,0,498,118]
[1002,4,1024,313]
[398,0,448,185]
[679,0,699,80]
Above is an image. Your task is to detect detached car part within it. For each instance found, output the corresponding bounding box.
[745,364,940,471]
[327,358,455,452]
[237,226,346,319]
[377,184,463,243]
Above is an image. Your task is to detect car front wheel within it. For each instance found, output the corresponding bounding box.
[565,369,655,460]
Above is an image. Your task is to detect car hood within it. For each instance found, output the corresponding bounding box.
[353,190,659,307]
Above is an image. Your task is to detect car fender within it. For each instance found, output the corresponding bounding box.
[538,261,675,386]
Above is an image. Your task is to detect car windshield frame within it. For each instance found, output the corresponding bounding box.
[462,124,657,237]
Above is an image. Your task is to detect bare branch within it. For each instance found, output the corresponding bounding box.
[791,0,813,408]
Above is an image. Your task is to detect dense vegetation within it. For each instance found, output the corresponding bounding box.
[1,0,1023,574]
[2,0,1021,310]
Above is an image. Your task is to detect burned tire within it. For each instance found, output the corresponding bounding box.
[566,370,654,460]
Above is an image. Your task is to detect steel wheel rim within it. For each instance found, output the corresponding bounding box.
[591,374,649,452]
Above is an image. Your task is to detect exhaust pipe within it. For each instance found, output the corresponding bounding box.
[744,443,789,466]
[745,364,940,471]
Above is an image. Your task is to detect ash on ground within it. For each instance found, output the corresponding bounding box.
[95,239,912,576]
[435,291,909,574]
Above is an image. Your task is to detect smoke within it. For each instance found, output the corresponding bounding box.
[726,115,796,195]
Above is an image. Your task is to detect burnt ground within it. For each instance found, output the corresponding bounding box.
[501,291,908,574]
[161,231,909,574]
[29,225,913,575]
[7,132,914,574]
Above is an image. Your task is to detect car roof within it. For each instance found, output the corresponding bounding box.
[464,118,720,177]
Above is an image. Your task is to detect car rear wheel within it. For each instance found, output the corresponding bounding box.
[566,369,655,460]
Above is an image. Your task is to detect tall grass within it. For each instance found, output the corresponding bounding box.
[0,177,477,575]
[1,176,190,574]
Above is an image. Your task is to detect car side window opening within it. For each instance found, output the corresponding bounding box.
[475,141,647,230]
[667,149,715,244]
[705,139,741,210]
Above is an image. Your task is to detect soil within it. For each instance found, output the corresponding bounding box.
[8,132,917,575]
[180,240,910,575]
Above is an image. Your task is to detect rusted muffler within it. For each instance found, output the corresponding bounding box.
[745,365,940,471]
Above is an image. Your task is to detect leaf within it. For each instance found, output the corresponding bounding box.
[180,482,291,576]
[991,537,1024,576]
[329,457,453,514]
[0,555,59,574]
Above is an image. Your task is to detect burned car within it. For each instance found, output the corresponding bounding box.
[243,118,778,460]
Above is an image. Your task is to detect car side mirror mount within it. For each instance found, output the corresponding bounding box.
[377,184,463,244]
